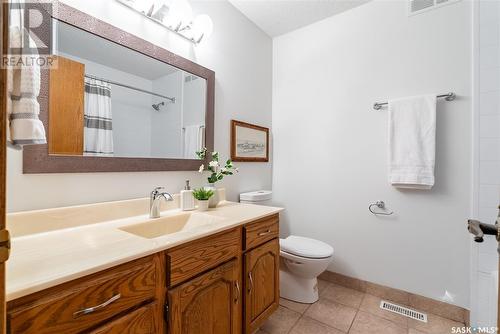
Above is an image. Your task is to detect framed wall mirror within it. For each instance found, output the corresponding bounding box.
[23,3,214,173]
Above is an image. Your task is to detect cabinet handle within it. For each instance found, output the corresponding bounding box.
[73,293,121,318]
[234,281,240,304]
[248,272,254,293]
[258,230,272,237]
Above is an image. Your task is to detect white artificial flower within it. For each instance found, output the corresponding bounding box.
[198,164,204,173]
[209,161,219,168]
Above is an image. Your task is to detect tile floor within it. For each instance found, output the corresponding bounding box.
[257,280,465,334]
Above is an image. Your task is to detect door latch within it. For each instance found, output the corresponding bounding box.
[468,220,498,243]
[468,206,500,243]
[0,229,11,263]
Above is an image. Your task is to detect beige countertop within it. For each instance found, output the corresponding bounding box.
[6,197,283,301]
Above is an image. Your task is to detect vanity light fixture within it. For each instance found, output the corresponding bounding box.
[116,0,214,44]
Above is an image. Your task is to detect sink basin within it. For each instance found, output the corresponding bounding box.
[119,212,221,239]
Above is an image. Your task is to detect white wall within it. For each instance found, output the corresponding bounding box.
[112,85,153,158]
[471,0,500,326]
[273,0,472,308]
[183,74,206,129]
[7,0,272,212]
[151,71,183,158]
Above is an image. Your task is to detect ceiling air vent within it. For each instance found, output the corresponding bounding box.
[408,0,461,16]
[410,0,434,12]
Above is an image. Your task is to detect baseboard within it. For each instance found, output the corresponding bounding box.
[319,270,470,325]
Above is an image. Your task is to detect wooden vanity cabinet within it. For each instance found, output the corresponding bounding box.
[164,215,280,334]
[6,213,280,334]
[89,302,158,334]
[244,215,279,250]
[164,228,242,334]
[6,254,166,334]
[243,215,280,334]
[244,239,280,334]
[166,228,241,287]
[168,259,242,334]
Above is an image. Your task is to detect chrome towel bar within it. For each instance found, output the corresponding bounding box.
[373,92,456,110]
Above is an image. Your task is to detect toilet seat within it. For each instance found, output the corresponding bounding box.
[280,236,334,259]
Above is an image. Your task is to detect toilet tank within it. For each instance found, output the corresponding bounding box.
[239,190,273,206]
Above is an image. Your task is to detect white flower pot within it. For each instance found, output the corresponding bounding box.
[204,184,220,208]
[197,200,209,211]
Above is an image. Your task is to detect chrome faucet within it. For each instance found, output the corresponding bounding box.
[150,187,174,218]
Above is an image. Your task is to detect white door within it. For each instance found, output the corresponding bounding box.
[472,0,500,327]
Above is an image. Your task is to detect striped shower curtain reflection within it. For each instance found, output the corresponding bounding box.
[83,77,114,156]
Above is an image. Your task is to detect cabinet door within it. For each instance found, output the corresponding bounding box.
[49,55,85,155]
[89,302,157,334]
[168,259,241,334]
[244,239,279,334]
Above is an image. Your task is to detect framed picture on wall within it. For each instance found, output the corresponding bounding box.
[231,120,269,162]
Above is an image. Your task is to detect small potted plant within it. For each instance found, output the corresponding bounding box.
[192,187,214,211]
[196,148,238,208]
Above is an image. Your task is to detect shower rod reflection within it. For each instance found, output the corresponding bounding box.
[373,92,455,110]
[85,74,176,103]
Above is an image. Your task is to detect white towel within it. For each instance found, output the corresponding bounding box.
[183,125,204,159]
[388,95,437,189]
[7,26,46,146]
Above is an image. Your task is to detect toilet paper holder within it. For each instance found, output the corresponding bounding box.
[369,201,394,216]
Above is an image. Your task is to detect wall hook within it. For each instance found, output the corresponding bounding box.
[369,201,394,216]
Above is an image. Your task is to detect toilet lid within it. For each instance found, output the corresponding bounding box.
[280,236,334,259]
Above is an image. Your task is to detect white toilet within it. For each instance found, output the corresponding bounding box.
[280,236,333,303]
[240,191,334,304]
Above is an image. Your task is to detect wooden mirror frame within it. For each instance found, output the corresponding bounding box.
[23,3,214,173]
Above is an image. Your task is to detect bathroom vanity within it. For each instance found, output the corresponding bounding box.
[5,197,282,334]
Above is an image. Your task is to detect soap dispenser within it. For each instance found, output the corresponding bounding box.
[180,180,195,211]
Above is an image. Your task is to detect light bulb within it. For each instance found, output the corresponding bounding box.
[151,0,172,21]
[165,0,193,30]
[191,14,213,43]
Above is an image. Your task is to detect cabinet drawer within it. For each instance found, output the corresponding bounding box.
[167,228,240,286]
[8,256,157,334]
[89,302,157,334]
[244,214,279,250]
